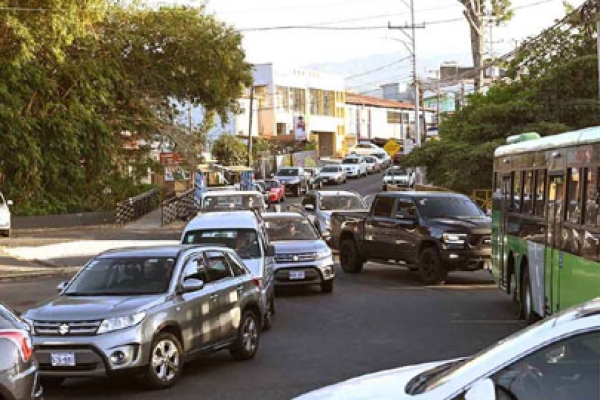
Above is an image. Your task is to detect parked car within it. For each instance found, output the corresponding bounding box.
[262,212,335,293]
[382,166,415,190]
[182,210,276,330]
[0,303,42,400]
[200,190,267,213]
[274,167,310,197]
[341,156,368,179]
[263,179,286,203]
[334,192,491,284]
[319,165,347,185]
[23,246,263,390]
[252,181,270,205]
[294,297,600,400]
[297,190,368,240]
[305,168,323,190]
[348,142,386,157]
[363,155,380,174]
[372,152,392,169]
[0,192,13,237]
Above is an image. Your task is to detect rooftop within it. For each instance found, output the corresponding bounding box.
[185,210,261,231]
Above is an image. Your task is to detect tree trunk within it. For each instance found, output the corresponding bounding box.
[470,26,485,92]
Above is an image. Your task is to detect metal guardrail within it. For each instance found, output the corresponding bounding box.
[161,188,195,226]
[115,189,160,225]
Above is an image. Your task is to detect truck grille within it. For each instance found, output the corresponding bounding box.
[33,320,102,336]
[275,252,316,263]
[468,234,491,249]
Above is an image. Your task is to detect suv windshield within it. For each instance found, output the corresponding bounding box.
[416,196,485,219]
[320,195,364,210]
[64,257,176,296]
[202,194,263,210]
[277,169,299,176]
[321,166,340,173]
[342,158,359,164]
[265,218,318,241]
[183,229,261,259]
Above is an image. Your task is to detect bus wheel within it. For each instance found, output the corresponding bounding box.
[520,270,537,323]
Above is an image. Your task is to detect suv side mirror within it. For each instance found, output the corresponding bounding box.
[181,278,204,293]
[265,244,276,257]
[465,378,496,400]
[6,200,13,206]
[304,204,315,212]
[321,231,332,241]
[57,281,68,292]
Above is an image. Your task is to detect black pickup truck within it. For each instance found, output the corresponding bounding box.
[333,192,491,284]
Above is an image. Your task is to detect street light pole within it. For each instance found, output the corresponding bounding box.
[248,85,254,168]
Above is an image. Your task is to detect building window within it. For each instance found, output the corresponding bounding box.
[276,123,287,136]
[276,86,289,110]
[289,87,305,113]
[387,111,401,124]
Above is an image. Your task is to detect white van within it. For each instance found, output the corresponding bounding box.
[0,192,13,237]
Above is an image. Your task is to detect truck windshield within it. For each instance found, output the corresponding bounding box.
[320,195,364,210]
[183,229,261,259]
[277,169,299,176]
[416,197,485,219]
[64,257,176,296]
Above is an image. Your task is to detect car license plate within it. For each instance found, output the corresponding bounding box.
[289,270,305,280]
[51,352,76,367]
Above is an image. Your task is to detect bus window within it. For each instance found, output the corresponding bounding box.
[534,170,546,217]
[512,171,522,212]
[584,167,599,227]
[566,168,582,224]
[523,171,534,214]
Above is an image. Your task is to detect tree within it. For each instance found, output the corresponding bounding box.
[212,135,248,166]
[458,0,513,92]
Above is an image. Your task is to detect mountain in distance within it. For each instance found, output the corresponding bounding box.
[306,52,472,96]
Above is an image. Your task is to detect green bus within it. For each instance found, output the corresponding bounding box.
[492,127,600,322]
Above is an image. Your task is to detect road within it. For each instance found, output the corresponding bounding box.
[0,171,524,400]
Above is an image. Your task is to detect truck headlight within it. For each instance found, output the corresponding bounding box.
[442,233,467,247]
[97,312,146,335]
[315,248,332,260]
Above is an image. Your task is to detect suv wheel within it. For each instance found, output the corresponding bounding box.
[418,248,447,285]
[340,239,364,274]
[144,332,183,389]
[230,310,260,361]
[321,279,334,293]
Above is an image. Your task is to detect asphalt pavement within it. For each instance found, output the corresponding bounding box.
[0,171,525,399]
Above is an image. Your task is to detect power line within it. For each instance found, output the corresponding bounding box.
[345,56,412,80]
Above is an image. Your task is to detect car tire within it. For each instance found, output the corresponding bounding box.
[418,247,447,285]
[144,332,184,390]
[294,185,301,197]
[230,310,260,361]
[262,296,274,331]
[321,279,334,293]
[520,269,537,324]
[40,377,65,389]
[339,238,364,274]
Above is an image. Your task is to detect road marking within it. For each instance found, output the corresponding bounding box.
[451,320,523,324]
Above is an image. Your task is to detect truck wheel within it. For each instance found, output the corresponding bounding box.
[418,248,447,285]
[340,239,364,274]
[520,268,537,324]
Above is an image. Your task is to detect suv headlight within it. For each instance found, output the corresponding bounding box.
[315,248,332,260]
[97,312,146,335]
[442,233,467,247]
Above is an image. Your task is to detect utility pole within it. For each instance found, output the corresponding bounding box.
[248,85,254,168]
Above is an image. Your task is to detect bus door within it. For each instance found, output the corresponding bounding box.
[545,174,565,314]
[498,174,512,287]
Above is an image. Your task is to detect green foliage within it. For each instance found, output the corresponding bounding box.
[0,2,251,215]
[251,137,277,158]
[212,135,248,166]
[403,14,599,194]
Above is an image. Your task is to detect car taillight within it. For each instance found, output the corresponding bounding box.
[252,278,263,289]
[0,329,33,362]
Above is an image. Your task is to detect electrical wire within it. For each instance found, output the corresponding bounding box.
[345,56,412,80]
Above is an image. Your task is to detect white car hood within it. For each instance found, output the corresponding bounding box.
[293,361,447,400]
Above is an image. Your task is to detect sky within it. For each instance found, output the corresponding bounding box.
[153,0,586,73]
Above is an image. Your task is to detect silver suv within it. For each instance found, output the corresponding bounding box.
[263,212,335,293]
[23,245,263,390]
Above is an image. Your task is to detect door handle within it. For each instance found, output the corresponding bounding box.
[210,294,219,301]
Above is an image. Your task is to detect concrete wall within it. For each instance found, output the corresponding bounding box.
[13,211,116,230]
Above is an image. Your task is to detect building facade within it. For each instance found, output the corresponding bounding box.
[235,64,347,157]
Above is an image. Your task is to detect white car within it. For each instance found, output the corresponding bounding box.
[382,167,415,190]
[294,298,600,400]
[349,143,386,157]
[341,156,368,179]
[363,155,381,174]
[0,192,13,237]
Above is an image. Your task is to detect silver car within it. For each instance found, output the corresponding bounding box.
[295,298,600,399]
[319,165,347,185]
[24,245,263,390]
[0,303,42,400]
[263,212,335,293]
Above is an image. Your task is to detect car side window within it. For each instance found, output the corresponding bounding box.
[181,255,208,283]
[372,196,395,218]
[226,253,247,277]
[205,251,234,282]
[396,198,417,218]
[491,331,600,400]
